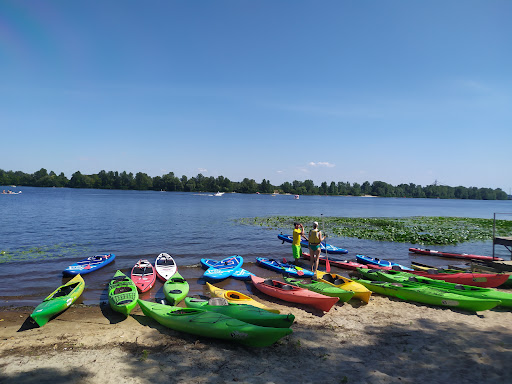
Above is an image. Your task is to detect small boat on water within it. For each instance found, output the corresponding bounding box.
[356,254,413,271]
[63,253,116,276]
[409,247,504,261]
[213,191,224,196]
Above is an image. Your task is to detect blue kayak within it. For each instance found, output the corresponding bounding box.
[201,258,254,280]
[277,234,348,254]
[63,253,116,276]
[256,257,314,277]
[355,254,413,271]
[200,255,243,280]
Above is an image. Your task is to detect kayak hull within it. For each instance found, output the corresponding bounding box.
[206,282,280,313]
[251,275,339,312]
[283,276,355,302]
[409,247,504,261]
[108,270,139,316]
[63,253,115,276]
[201,256,243,280]
[184,297,295,328]
[315,270,372,303]
[256,257,314,277]
[155,253,177,281]
[138,300,292,347]
[163,271,190,305]
[131,259,157,293]
[30,275,85,327]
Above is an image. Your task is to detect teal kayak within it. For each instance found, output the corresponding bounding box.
[356,268,512,308]
[283,276,355,302]
[30,275,85,327]
[163,271,189,305]
[353,278,501,312]
[108,270,139,316]
[184,297,295,328]
[138,300,292,347]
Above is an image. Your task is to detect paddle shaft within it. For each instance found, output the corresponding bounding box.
[322,214,330,272]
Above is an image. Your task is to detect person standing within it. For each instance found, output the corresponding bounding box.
[292,222,306,265]
[308,221,326,273]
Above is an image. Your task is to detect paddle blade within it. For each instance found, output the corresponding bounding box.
[325,255,331,273]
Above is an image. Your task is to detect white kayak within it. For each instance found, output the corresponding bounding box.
[155,253,177,281]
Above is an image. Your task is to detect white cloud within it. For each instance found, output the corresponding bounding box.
[309,161,335,168]
[198,168,208,173]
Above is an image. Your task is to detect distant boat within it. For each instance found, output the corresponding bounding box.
[294,195,299,199]
[213,192,224,197]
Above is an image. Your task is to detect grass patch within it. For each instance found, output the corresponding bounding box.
[237,216,512,245]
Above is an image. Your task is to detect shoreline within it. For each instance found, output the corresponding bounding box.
[2,291,512,383]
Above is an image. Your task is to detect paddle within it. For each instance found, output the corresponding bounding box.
[322,214,331,273]
[282,257,304,276]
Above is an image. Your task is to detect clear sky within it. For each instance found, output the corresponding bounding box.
[1,1,511,192]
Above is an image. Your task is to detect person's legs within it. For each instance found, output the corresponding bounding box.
[314,248,321,272]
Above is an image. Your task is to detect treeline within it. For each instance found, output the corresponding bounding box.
[0,168,509,200]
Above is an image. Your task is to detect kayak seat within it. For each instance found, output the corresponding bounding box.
[209,298,229,306]
[427,269,439,274]
[333,279,344,285]
[454,284,466,290]
[408,277,419,283]
[168,289,182,294]
[117,299,133,305]
[264,279,275,286]
[230,294,240,299]
[281,285,293,290]
[114,286,132,294]
[322,274,335,283]
[171,278,186,283]
[190,298,207,303]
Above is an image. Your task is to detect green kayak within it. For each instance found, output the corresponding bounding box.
[163,271,189,305]
[108,270,139,315]
[30,274,85,327]
[283,276,355,302]
[353,278,501,312]
[184,297,295,328]
[138,300,292,347]
[357,268,512,308]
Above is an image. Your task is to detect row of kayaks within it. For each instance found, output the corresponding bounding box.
[351,268,512,312]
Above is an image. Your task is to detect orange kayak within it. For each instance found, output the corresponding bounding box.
[250,275,338,312]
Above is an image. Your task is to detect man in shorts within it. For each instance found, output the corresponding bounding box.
[292,222,306,264]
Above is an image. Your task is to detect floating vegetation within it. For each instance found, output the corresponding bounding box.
[0,243,92,264]
[237,216,512,245]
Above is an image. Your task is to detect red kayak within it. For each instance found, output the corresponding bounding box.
[250,275,338,312]
[410,270,509,288]
[409,248,504,261]
[301,252,368,270]
[131,259,157,293]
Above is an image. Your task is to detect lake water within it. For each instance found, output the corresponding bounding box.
[1,186,511,308]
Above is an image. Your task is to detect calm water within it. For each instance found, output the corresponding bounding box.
[1,186,511,308]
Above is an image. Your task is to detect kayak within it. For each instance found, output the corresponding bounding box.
[250,275,339,312]
[256,257,314,277]
[301,252,368,270]
[137,300,292,347]
[201,257,253,280]
[30,274,85,327]
[62,253,115,276]
[201,255,243,281]
[314,270,372,303]
[353,278,501,312]
[410,270,509,288]
[409,247,504,261]
[155,253,177,281]
[356,268,512,308]
[355,254,413,271]
[184,297,295,328]
[163,271,189,305]
[206,282,280,313]
[283,276,355,302]
[131,259,157,293]
[108,270,139,316]
[277,234,348,254]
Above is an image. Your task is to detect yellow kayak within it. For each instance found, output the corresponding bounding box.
[206,282,280,313]
[315,271,371,303]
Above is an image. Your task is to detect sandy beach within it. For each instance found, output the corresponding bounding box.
[1,290,512,384]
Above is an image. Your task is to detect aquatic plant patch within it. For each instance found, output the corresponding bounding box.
[237,216,512,245]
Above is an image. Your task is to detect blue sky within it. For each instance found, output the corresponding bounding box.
[1,1,511,192]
